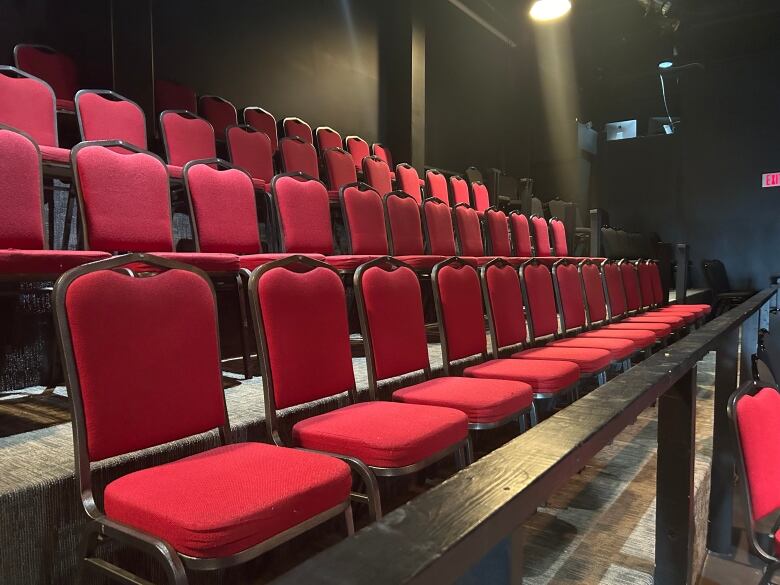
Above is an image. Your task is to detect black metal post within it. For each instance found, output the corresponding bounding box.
[740,312,759,384]
[707,328,739,554]
[589,209,604,257]
[655,366,697,585]
[675,244,689,304]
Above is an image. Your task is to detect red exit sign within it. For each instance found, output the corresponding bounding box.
[763,172,780,188]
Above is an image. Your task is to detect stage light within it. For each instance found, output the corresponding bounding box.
[529,0,571,22]
[658,60,673,69]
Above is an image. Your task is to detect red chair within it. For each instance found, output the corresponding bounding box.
[345,135,370,173]
[484,207,519,261]
[55,253,353,583]
[225,124,274,191]
[384,191,442,262]
[14,44,77,113]
[433,257,581,404]
[243,106,278,153]
[452,203,505,266]
[323,147,358,200]
[729,384,780,585]
[509,212,533,258]
[450,175,470,207]
[316,126,343,155]
[198,94,237,142]
[159,110,217,179]
[248,255,471,520]
[395,163,423,203]
[75,89,147,149]
[154,79,197,115]
[372,143,396,181]
[282,116,313,144]
[617,260,689,329]
[356,257,536,430]
[425,169,449,205]
[637,260,707,322]
[647,260,711,318]
[470,181,491,215]
[279,136,319,179]
[530,214,552,258]
[362,155,393,196]
[422,197,457,256]
[549,217,569,256]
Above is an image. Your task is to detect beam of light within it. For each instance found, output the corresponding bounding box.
[338,0,373,132]
[659,60,674,69]
[529,0,572,22]
[448,0,517,47]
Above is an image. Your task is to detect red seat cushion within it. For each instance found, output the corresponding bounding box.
[393,376,533,424]
[464,358,580,393]
[511,346,613,374]
[577,328,656,348]
[250,177,266,191]
[623,314,686,328]
[0,249,111,274]
[547,336,637,360]
[327,189,340,201]
[56,98,75,112]
[104,442,351,558]
[166,164,183,179]
[395,255,448,270]
[323,255,380,271]
[603,321,673,338]
[655,306,706,319]
[649,308,697,323]
[293,401,468,468]
[39,145,71,164]
[150,252,240,272]
[238,253,326,271]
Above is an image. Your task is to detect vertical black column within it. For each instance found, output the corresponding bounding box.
[589,208,606,257]
[655,367,697,585]
[675,244,689,303]
[110,0,155,140]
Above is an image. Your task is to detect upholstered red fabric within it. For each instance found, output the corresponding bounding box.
[483,262,528,347]
[394,377,532,423]
[486,209,512,257]
[464,358,580,393]
[342,185,389,255]
[0,70,58,147]
[605,321,672,337]
[65,269,226,460]
[453,205,484,256]
[323,255,378,271]
[396,164,423,204]
[0,249,111,274]
[0,129,46,249]
[226,126,274,184]
[623,313,686,328]
[154,79,196,114]
[372,143,394,168]
[648,261,710,316]
[75,146,173,252]
[77,92,147,148]
[450,176,470,206]
[522,263,559,338]
[603,262,628,316]
[547,336,635,360]
[160,112,217,168]
[57,98,75,112]
[104,442,351,558]
[185,163,260,254]
[360,264,430,379]
[294,401,468,468]
[258,265,355,408]
[472,182,490,213]
[244,108,278,152]
[316,127,342,153]
[346,136,370,171]
[581,262,608,323]
[531,216,552,257]
[283,117,313,144]
[577,328,654,349]
[385,193,424,255]
[148,252,239,272]
[735,388,780,521]
[553,262,587,329]
[199,96,237,141]
[619,262,644,311]
[395,255,447,270]
[324,148,358,195]
[273,175,334,254]
[512,346,612,374]
[549,219,568,256]
[509,213,533,257]
[435,262,489,360]
[423,198,457,256]
[426,170,449,204]
[238,253,325,270]
[15,46,78,103]
[363,157,393,196]
[39,145,70,163]
[280,138,319,179]
[636,262,656,308]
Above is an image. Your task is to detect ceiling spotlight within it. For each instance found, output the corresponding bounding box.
[658,60,673,69]
[529,0,572,22]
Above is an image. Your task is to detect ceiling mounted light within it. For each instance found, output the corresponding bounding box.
[529,0,572,22]
[658,60,673,69]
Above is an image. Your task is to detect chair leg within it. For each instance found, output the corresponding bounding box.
[529,402,538,427]
[235,273,252,380]
[62,186,76,250]
[596,371,608,386]
[464,438,474,466]
[77,523,100,584]
[344,505,355,536]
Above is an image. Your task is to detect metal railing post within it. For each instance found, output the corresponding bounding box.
[675,244,689,303]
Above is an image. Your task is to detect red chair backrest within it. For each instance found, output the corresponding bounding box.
[226,125,274,183]
[283,117,313,144]
[520,262,559,339]
[0,127,45,249]
[198,95,237,141]
[160,111,216,167]
[61,266,226,461]
[272,175,333,254]
[14,45,77,102]
[603,262,628,316]
[553,261,587,330]
[485,208,511,257]
[324,147,358,192]
[531,215,552,257]
[581,262,609,323]
[426,169,449,205]
[76,91,147,149]
[0,66,58,147]
[345,136,370,171]
[422,197,456,256]
[649,261,665,305]
[244,107,278,152]
[154,79,197,114]
[619,261,642,311]
[482,261,529,348]
[471,181,490,213]
[255,263,355,409]
[316,126,342,153]
[341,184,389,255]
[637,262,656,309]
[384,192,424,256]
[550,218,568,256]
[73,143,173,252]
[185,161,261,254]
[279,137,319,179]
[372,143,394,168]
[450,176,470,206]
[433,261,488,360]
[453,204,484,257]
[359,263,429,380]
[509,212,532,257]
[396,164,422,204]
[362,156,393,197]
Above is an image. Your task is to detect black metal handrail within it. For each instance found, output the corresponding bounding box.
[271,287,778,585]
